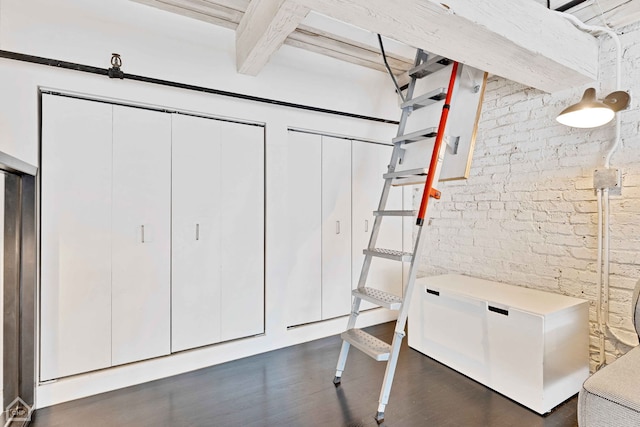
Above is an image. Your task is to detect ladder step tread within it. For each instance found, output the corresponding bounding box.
[353,287,403,310]
[392,127,438,145]
[401,88,446,110]
[364,248,413,262]
[373,210,416,217]
[409,56,452,79]
[341,329,390,361]
[383,168,428,180]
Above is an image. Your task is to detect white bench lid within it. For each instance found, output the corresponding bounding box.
[416,274,588,315]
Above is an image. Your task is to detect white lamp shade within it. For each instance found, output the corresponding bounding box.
[556,88,617,128]
[556,106,615,128]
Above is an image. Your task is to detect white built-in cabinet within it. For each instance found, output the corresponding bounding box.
[111,106,172,366]
[171,115,223,352]
[285,131,404,327]
[217,122,265,341]
[284,132,323,326]
[321,136,353,320]
[171,114,264,352]
[40,94,264,380]
[408,274,589,414]
[41,96,113,380]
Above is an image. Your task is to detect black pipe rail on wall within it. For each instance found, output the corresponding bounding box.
[0,49,399,125]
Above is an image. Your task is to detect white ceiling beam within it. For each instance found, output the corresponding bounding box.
[131,0,242,29]
[291,0,600,92]
[131,0,416,76]
[236,0,310,75]
[288,25,413,74]
[572,0,640,29]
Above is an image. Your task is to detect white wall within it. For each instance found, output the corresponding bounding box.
[0,0,403,407]
[0,0,400,166]
[420,21,640,370]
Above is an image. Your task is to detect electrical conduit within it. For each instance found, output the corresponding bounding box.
[559,13,637,368]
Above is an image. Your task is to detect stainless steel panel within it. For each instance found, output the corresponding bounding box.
[3,170,36,426]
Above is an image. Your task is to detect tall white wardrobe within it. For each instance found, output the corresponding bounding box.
[284,130,404,327]
[40,94,264,380]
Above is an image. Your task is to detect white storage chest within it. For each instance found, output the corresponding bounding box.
[408,274,589,414]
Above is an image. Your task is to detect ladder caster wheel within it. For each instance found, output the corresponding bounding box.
[333,376,341,387]
[375,412,385,424]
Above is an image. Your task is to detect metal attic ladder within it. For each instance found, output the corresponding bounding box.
[332,49,463,424]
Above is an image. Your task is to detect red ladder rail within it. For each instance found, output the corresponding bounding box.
[416,61,459,226]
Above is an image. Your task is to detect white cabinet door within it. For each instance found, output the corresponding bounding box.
[409,286,490,385]
[486,307,544,409]
[321,136,352,320]
[351,141,403,310]
[171,114,222,352]
[219,122,265,341]
[285,131,322,326]
[112,106,171,365]
[40,95,113,380]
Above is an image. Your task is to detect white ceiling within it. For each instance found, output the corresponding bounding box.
[131,0,640,89]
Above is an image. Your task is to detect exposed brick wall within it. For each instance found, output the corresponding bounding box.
[418,21,640,369]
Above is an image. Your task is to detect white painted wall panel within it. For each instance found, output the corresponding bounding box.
[40,95,113,380]
[111,106,171,365]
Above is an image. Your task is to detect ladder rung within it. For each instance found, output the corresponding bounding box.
[341,329,391,361]
[401,88,446,110]
[364,248,413,262]
[353,287,403,310]
[392,128,437,145]
[383,168,428,180]
[409,56,452,79]
[373,210,416,217]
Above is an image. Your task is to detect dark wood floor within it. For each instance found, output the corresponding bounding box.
[32,322,578,427]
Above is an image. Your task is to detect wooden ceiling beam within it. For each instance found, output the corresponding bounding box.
[291,0,600,92]
[236,0,310,75]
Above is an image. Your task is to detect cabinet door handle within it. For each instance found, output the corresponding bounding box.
[336,221,340,234]
[365,220,369,232]
[196,223,200,241]
[141,225,145,243]
[488,305,509,316]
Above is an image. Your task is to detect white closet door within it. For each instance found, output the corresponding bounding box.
[352,141,403,310]
[219,122,265,340]
[321,136,352,320]
[112,106,171,365]
[171,114,222,352]
[40,95,113,380]
[285,131,322,326]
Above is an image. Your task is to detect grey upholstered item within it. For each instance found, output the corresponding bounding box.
[577,278,640,426]
[633,279,640,338]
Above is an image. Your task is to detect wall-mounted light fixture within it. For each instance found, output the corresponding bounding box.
[556,87,630,128]
[556,12,639,367]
